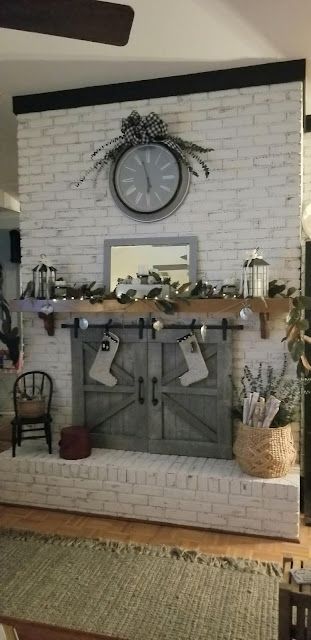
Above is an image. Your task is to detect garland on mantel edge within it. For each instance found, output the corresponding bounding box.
[22,278,215,314]
[74,110,213,186]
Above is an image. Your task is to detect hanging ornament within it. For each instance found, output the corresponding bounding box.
[38,303,55,336]
[32,254,57,299]
[79,318,89,330]
[200,323,208,342]
[241,248,269,298]
[153,319,164,332]
[239,306,254,322]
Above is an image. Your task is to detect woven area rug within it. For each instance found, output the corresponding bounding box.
[0,529,282,640]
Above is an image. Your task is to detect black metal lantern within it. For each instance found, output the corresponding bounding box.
[32,254,57,299]
[243,250,269,297]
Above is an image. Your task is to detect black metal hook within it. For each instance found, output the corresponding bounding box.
[138,317,145,340]
[222,318,228,341]
[105,318,113,335]
[151,317,156,340]
[74,317,79,338]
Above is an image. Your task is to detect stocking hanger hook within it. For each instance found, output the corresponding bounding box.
[105,319,113,335]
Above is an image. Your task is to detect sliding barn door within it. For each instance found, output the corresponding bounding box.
[72,327,148,451]
[71,323,233,458]
[147,328,232,458]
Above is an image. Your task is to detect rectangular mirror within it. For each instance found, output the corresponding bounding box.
[104,236,197,291]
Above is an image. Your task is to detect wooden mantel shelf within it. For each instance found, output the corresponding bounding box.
[10,297,290,339]
[10,297,290,315]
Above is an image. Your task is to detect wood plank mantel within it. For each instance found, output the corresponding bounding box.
[10,297,290,315]
[10,297,290,338]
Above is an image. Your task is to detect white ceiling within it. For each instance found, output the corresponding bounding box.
[0,0,310,200]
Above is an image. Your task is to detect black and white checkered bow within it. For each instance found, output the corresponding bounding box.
[121,111,168,145]
[75,109,212,186]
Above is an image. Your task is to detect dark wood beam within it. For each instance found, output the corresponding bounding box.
[13,59,306,115]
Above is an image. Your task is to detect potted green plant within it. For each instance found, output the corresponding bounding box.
[283,296,311,374]
[267,282,311,375]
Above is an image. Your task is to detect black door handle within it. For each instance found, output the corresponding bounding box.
[152,377,159,406]
[138,376,144,404]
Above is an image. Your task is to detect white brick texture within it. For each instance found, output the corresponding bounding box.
[16,82,303,441]
[0,446,300,539]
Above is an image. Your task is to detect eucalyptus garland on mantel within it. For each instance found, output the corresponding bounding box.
[75,110,213,186]
[63,279,212,314]
[20,276,223,313]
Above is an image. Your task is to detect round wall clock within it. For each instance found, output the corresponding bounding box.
[109,142,190,222]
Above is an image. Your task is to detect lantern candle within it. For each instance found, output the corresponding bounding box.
[32,254,57,299]
[242,249,269,297]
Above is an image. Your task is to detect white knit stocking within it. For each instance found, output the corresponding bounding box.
[89,332,119,387]
[178,333,209,387]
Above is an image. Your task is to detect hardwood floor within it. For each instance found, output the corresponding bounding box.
[0,502,310,564]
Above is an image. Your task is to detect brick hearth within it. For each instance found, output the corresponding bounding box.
[0,445,300,540]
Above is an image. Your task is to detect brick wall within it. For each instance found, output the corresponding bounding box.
[16,81,303,438]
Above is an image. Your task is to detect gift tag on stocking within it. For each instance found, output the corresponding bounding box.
[178,333,209,387]
[89,332,120,387]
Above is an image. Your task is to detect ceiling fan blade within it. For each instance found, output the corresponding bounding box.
[0,0,134,46]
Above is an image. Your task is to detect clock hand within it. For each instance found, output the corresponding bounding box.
[141,160,152,192]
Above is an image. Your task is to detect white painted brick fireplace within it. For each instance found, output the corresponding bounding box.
[0,445,300,540]
[0,71,304,539]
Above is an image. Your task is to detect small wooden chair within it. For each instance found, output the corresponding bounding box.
[279,586,311,639]
[11,371,53,457]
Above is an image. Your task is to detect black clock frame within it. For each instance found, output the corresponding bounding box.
[109,142,190,223]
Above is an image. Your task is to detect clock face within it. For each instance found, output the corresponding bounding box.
[110,143,190,222]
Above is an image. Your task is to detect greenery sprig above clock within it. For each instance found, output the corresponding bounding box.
[75,110,213,222]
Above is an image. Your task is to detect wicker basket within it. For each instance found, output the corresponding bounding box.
[17,397,46,418]
[233,421,296,478]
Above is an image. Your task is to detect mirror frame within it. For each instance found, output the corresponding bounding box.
[103,236,197,291]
